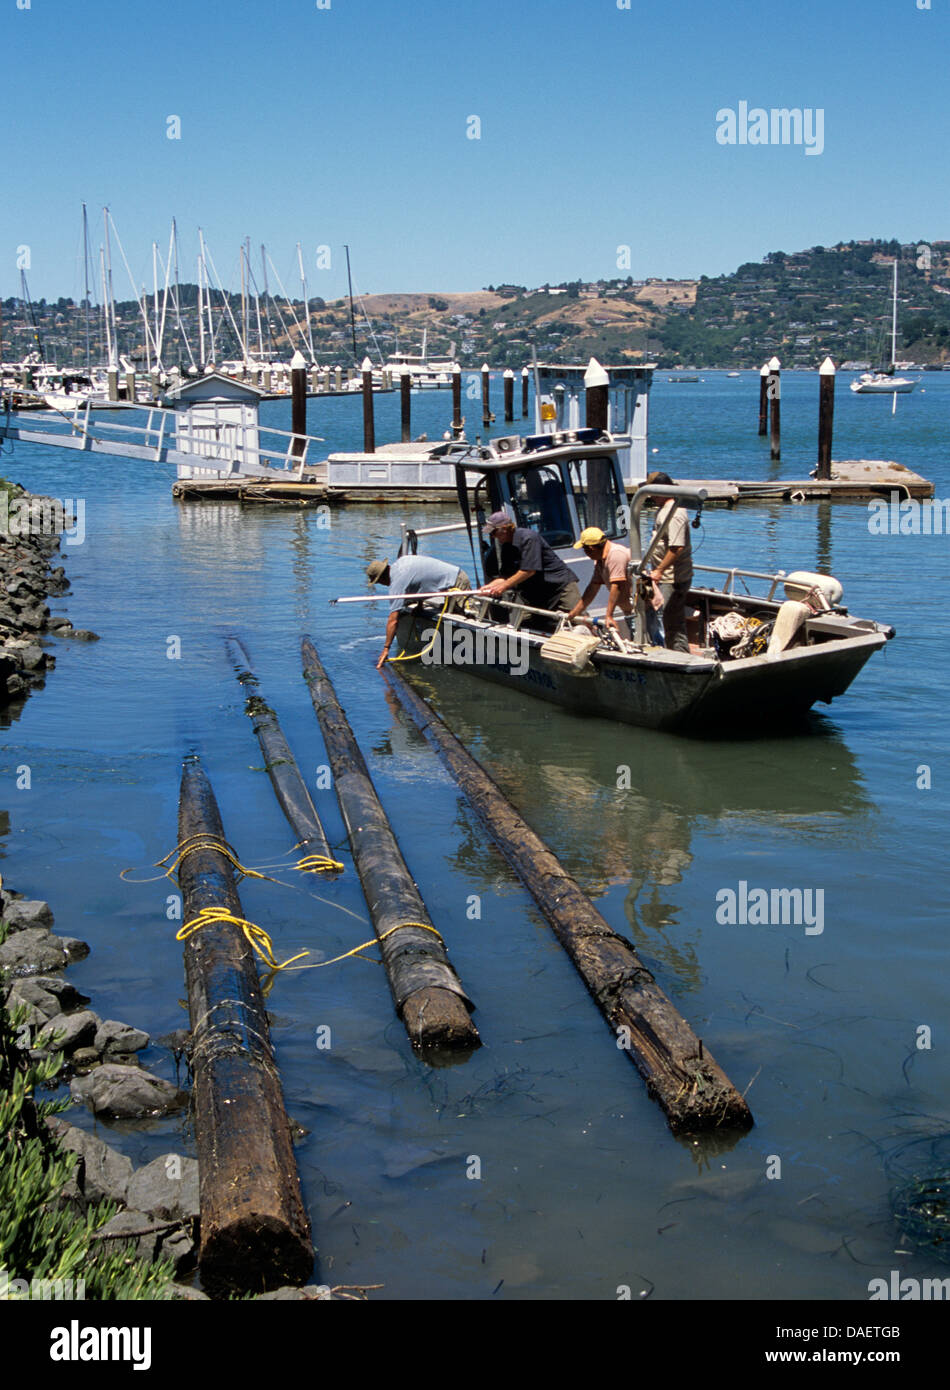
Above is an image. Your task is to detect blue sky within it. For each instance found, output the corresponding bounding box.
[3,0,947,302]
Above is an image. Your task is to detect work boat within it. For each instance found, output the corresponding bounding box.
[390,429,894,733]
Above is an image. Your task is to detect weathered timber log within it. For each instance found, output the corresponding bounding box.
[300,636,479,1056]
[177,756,313,1292]
[226,637,338,870]
[385,672,753,1135]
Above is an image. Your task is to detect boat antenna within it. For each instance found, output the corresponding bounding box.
[344,244,359,365]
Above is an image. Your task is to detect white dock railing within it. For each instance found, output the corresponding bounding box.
[0,400,324,477]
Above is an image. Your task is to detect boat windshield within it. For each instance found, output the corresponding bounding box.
[566,456,626,540]
[506,465,575,547]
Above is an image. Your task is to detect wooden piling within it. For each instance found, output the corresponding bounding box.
[226,638,338,870]
[503,368,514,422]
[290,350,307,457]
[817,356,835,481]
[768,356,781,460]
[481,363,491,427]
[176,756,314,1292]
[124,370,136,403]
[400,368,412,443]
[451,365,462,436]
[300,637,479,1057]
[521,366,529,418]
[758,363,768,436]
[584,357,609,431]
[107,369,118,402]
[385,672,753,1136]
[361,356,375,453]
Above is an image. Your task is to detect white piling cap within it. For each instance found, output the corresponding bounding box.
[481,362,490,372]
[361,357,374,372]
[452,363,461,374]
[521,365,530,375]
[503,368,514,378]
[768,356,781,371]
[584,357,609,389]
[291,350,306,370]
[819,356,836,375]
[760,363,770,376]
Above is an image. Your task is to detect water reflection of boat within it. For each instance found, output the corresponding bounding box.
[387,428,894,732]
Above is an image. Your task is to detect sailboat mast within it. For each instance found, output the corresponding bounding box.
[891,259,899,372]
[103,207,118,368]
[100,245,113,369]
[344,243,358,365]
[82,203,92,372]
[240,242,249,364]
[152,241,161,372]
[260,245,273,359]
[251,240,264,361]
[197,241,206,371]
[297,241,315,363]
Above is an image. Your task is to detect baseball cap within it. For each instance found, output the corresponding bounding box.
[485,510,514,532]
[573,527,607,549]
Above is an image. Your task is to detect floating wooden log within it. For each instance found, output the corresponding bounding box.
[226,636,339,872]
[300,636,479,1058]
[385,672,753,1136]
[177,755,313,1292]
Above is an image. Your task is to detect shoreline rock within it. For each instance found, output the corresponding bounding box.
[0,478,98,702]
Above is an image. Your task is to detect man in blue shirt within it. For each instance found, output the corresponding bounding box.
[367,554,470,668]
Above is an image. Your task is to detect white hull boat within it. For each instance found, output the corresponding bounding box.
[381,428,893,733]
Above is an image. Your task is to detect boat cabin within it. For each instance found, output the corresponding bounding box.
[456,428,634,592]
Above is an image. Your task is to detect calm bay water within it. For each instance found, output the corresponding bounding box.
[2,371,948,1300]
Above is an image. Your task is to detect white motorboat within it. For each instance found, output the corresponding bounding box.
[381,428,893,733]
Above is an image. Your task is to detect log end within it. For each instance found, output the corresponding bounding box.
[402,986,481,1062]
[199,1214,315,1297]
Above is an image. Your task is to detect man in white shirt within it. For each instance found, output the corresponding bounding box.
[645,472,692,653]
[367,554,470,668]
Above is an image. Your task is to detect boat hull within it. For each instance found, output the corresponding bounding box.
[394,610,887,733]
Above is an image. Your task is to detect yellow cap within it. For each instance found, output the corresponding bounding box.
[574,527,606,549]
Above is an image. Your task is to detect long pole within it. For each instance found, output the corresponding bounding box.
[297,241,315,364]
[385,670,753,1135]
[301,637,480,1055]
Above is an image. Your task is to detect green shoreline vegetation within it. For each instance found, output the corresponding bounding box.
[0,921,174,1301]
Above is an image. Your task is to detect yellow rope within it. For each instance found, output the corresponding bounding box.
[292,853,345,874]
[177,909,443,980]
[388,592,452,663]
[121,833,343,885]
[177,907,310,972]
[280,920,445,972]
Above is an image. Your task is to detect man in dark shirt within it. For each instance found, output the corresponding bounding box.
[478,511,582,613]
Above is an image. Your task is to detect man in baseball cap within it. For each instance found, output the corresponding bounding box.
[478,512,581,615]
[566,527,633,631]
[366,552,470,669]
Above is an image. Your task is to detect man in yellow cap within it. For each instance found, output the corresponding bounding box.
[565,527,633,631]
